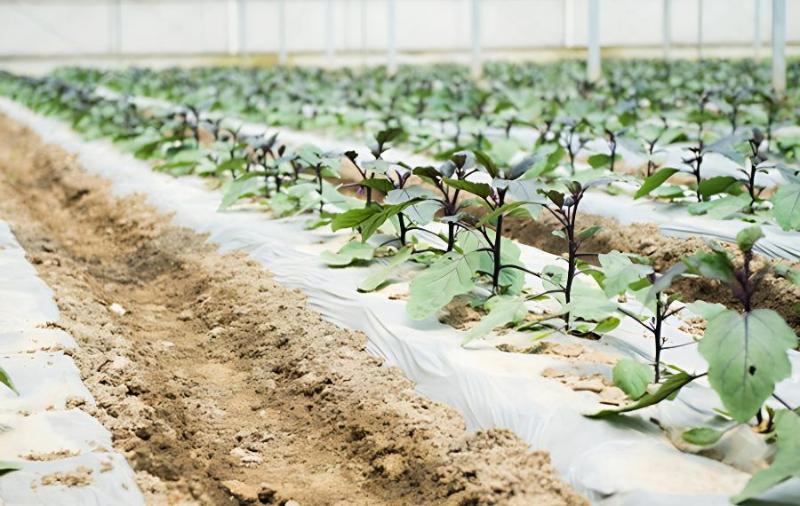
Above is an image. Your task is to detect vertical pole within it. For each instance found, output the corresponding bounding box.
[754,0,761,60]
[387,0,397,75]
[361,0,368,66]
[772,0,786,95]
[564,0,575,47]
[587,0,600,82]
[471,0,481,79]
[325,0,336,64]
[697,0,703,59]
[662,0,671,60]
[239,0,247,57]
[278,0,287,65]
[108,0,122,57]
[227,0,240,55]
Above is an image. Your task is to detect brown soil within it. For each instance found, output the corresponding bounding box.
[503,213,800,332]
[0,115,587,505]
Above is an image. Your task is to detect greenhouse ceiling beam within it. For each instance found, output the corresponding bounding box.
[471,0,481,80]
[772,0,786,95]
[587,0,601,82]
[388,0,397,75]
[278,0,287,65]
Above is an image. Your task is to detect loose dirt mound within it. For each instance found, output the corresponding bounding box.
[0,113,586,505]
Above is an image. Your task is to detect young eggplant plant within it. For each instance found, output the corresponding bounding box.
[539,177,614,329]
[590,227,798,440]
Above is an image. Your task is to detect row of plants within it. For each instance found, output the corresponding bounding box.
[2,70,799,503]
[55,59,800,232]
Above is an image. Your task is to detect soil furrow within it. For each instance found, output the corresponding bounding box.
[0,114,585,506]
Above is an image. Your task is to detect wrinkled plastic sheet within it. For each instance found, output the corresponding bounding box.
[2,97,799,506]
[0,217,143,504]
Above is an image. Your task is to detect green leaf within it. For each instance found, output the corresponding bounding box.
[586,372,695,418]
[593,316,621,334]
[735,225,764,253]
[320,241,375,267]
[443,178,492,199]
[0,366,18,395]
[698,176,738,199]
[358,247,413,292]
[613,358,655,400]
[218,173,262,211]
[0,461,20,477]
[599,252,654,297]
[330,206,382,232]
[682,427,725,446]
[577,225,603,242]
[772,184,800,231]
[359,178,394,194]
[476,202,527,227]
[686,301,727,321]
[216,157,247,175]
[732,410,800,503]
[564,282,618,321]
[699,309,796,423]
[462,296,527,345]
[407,249,482,320]
[774,263,800,285]
[688,194,751,219]
[587,153,613,169]
[635,168,679,199]
[683,249,735,283]
[473,150,499,178]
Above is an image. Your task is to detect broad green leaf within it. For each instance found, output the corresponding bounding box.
[772,184,800,231]
[0,461,20,477]
[735,225,764,252]
[699,309,796,423]
[688,194,751,219]
[613,358,655,400]
[682,427,724,446]
[473,150,499,178]
[442,178,492,199]
[0,366,17,395]
[593,316,621,334]
[320,241,375,267]
[564,282,618,321]
[635,168,679,199]
[331,206,382,232]
[218,173,262,211]
[267,193,297,217]
[732,410,800,503]
[462,296,527,345]
[588,153,613,169]
[487,138,519,166]
[774,263,800,285]
[685,301,727,321]
[599,252,653,297]
[358,247,413,292]
[407,249,483,320]
[683,249,735,283]
[476,202,527,227]
[385,187,439,225]
[577,225,603,242]
[586,372,695,418]
[698,176,738,200]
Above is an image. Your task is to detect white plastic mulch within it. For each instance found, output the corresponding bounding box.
[0,221,144,505]
[1,97,799,506]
